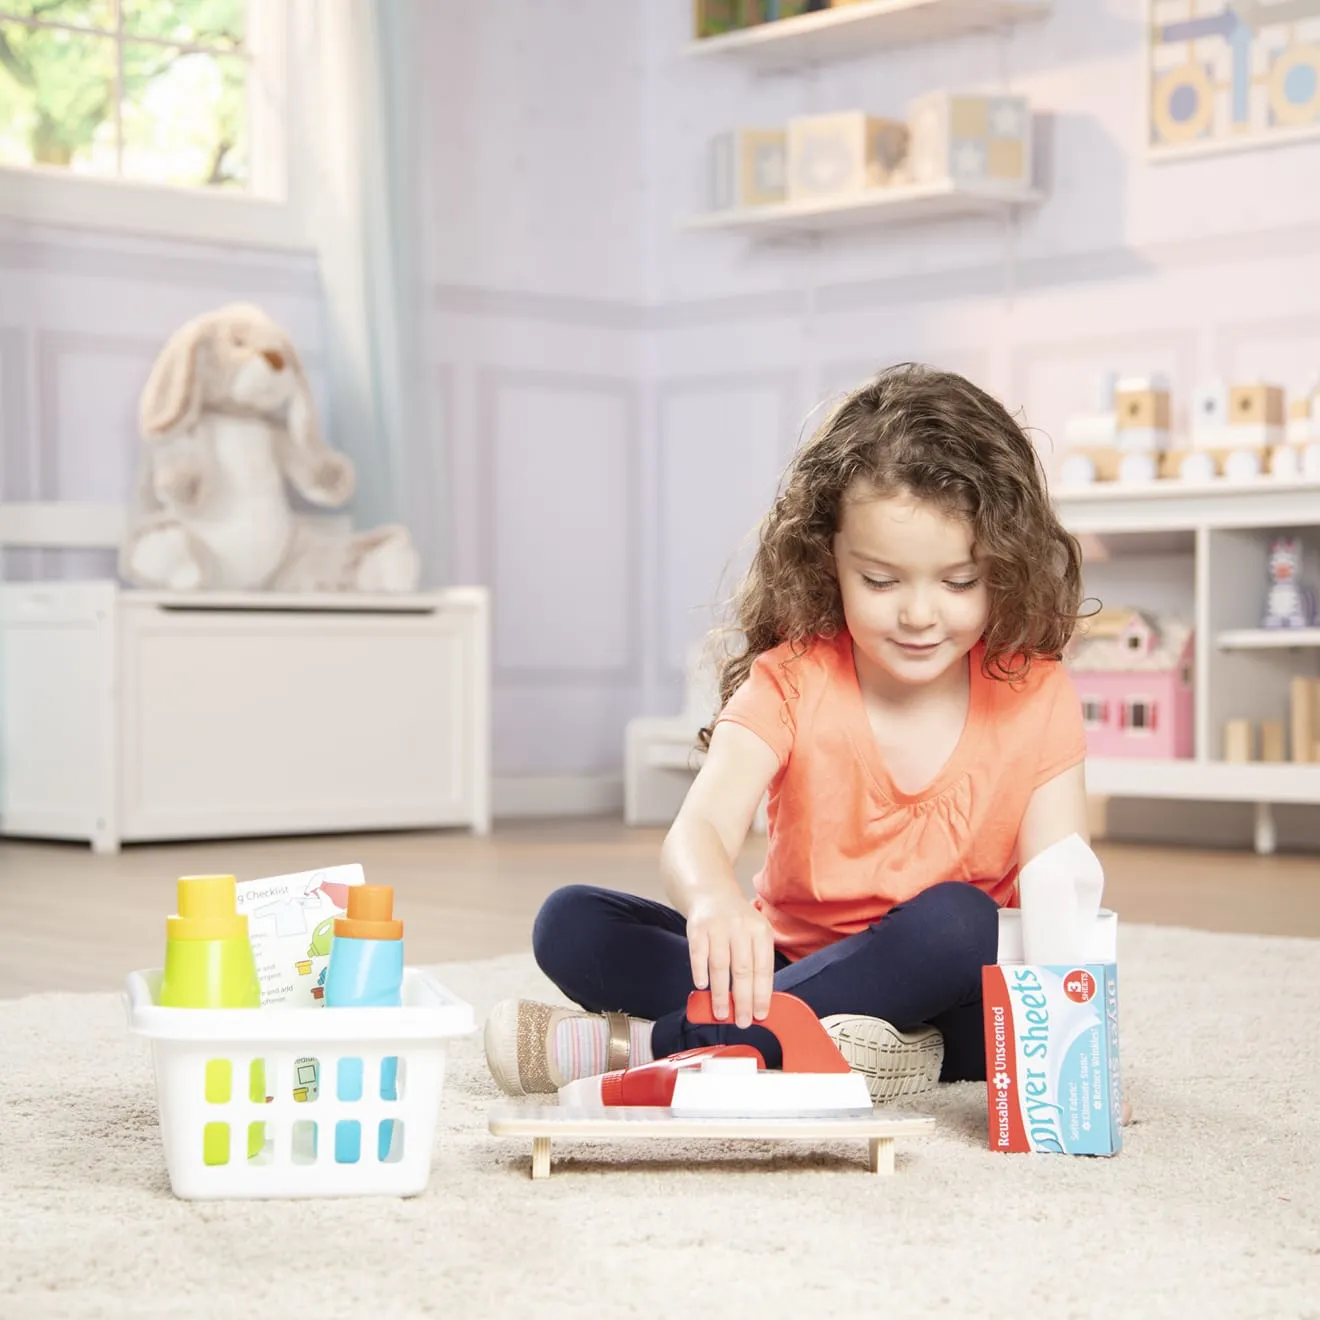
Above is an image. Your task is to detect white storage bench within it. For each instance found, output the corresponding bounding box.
[0,583,490,853]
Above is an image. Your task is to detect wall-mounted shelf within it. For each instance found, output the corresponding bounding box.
[1216,628,1320,651]
[682,179,1042,237]
[1053,477,1320,534]
[1085,757,1320,806]
[687,0,1050,70]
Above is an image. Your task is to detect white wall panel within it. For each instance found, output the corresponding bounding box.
[481,370,639,681]
[0,327,30,500]
[37,332,156,503]
[655,374,795,679]
[495,684,644,776]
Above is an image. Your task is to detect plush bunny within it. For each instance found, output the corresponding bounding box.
[120,303,420,593]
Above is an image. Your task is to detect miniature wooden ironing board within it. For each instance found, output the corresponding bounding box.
[489,991,935,1179]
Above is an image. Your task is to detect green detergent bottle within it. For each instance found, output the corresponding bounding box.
[158,874,265,1163]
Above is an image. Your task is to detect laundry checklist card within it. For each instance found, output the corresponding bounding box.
[235,864,365,1008]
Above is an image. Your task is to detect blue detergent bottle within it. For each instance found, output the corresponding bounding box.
[324,884,405,1162]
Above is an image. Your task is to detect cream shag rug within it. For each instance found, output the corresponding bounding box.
[2,926,1319,1320]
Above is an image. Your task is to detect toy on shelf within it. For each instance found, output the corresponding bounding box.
[906,90,1033,191]
[1275,374,1320,478]
[1287,374,1320,444]
[708,127,787,209]
[1066,608,1195,759]
[1263,536,1318,630]
[1223,718,1254,763]
[1223,678,1320,765]
[1167,378,1282,482]
[1260,719,1287,762]
[488,990,934,1179]
[1056,371,1320,486]
[693,0,754,37]
[1224,717,1289,763]
[1292,676,1320,764]
[693,0,829,35]
[786,112,910,200]
[1059,373,1171,485]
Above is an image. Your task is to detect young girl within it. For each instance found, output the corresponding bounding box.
[484,363,1090,1102]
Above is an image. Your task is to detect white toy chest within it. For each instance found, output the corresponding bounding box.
[124,966,475,1200]
[0,583,490,852]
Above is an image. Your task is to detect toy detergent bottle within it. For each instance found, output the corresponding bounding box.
[324,884,404,1162]
[158,874,265,1162]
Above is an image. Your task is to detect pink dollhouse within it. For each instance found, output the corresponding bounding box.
[1066,608,1195,759]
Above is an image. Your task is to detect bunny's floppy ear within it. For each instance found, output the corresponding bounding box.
[283,340,330,454]
[139,313,211,439]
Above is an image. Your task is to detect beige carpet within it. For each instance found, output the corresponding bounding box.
[2,926,1319,1320]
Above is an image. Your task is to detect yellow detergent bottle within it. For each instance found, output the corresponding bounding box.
[158,874,265,1162]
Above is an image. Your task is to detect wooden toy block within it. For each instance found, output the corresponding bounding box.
[787,112,910,200]
[1292,676,1315,764]
[1060,446,1124,483]
[906,90,1033,189]
[1230,384,1285,428]
[1163,445,1269,480]
[1162,449,1213,481]
[708,128,788,209]
[1116,381,1171,432]
[1269,444,1302,477]
[1223,719,1254,763]
[1260,720,1287,763]
[1191,380,1230,448]
[1195,379,1285,449]
[1287,380,1320,444]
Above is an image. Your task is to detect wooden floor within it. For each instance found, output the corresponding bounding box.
[2,819,1317,998]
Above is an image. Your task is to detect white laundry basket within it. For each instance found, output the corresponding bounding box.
[125,966,475,1200]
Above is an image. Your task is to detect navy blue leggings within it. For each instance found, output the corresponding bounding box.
[532,880,999,1083]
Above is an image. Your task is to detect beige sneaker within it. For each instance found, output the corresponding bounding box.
[821,1014,944,1103]
[483,998,633,1096]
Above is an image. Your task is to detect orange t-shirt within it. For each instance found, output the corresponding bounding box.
[715,631,1086,960]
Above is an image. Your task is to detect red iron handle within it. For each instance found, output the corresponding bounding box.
[684,989,851,1074]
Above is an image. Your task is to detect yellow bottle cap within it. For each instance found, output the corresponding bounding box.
[334,884,403,940]
[165,874,249,942]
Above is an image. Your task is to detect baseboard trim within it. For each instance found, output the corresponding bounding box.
[493,774,623,819]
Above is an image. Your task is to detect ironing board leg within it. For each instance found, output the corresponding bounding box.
[531,1137,552,1180]
[868,1138,894,1175]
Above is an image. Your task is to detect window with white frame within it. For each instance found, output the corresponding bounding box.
[1081,696,1107,728]
[0,0,294,241]
[1124,698,1156,733]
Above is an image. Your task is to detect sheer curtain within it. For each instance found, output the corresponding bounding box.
[293,0,439,575]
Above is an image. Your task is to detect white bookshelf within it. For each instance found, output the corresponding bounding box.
[1054,480,1320,853]
[687,0,1050,70]
[682,179,1042,236]
[1216,628,1320,651]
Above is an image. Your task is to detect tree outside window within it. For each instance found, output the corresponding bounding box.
[0,1,253,191]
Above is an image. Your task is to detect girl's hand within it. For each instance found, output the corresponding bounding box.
[686,891,775,1029]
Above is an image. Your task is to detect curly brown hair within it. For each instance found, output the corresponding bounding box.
[699,363,1084,748]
